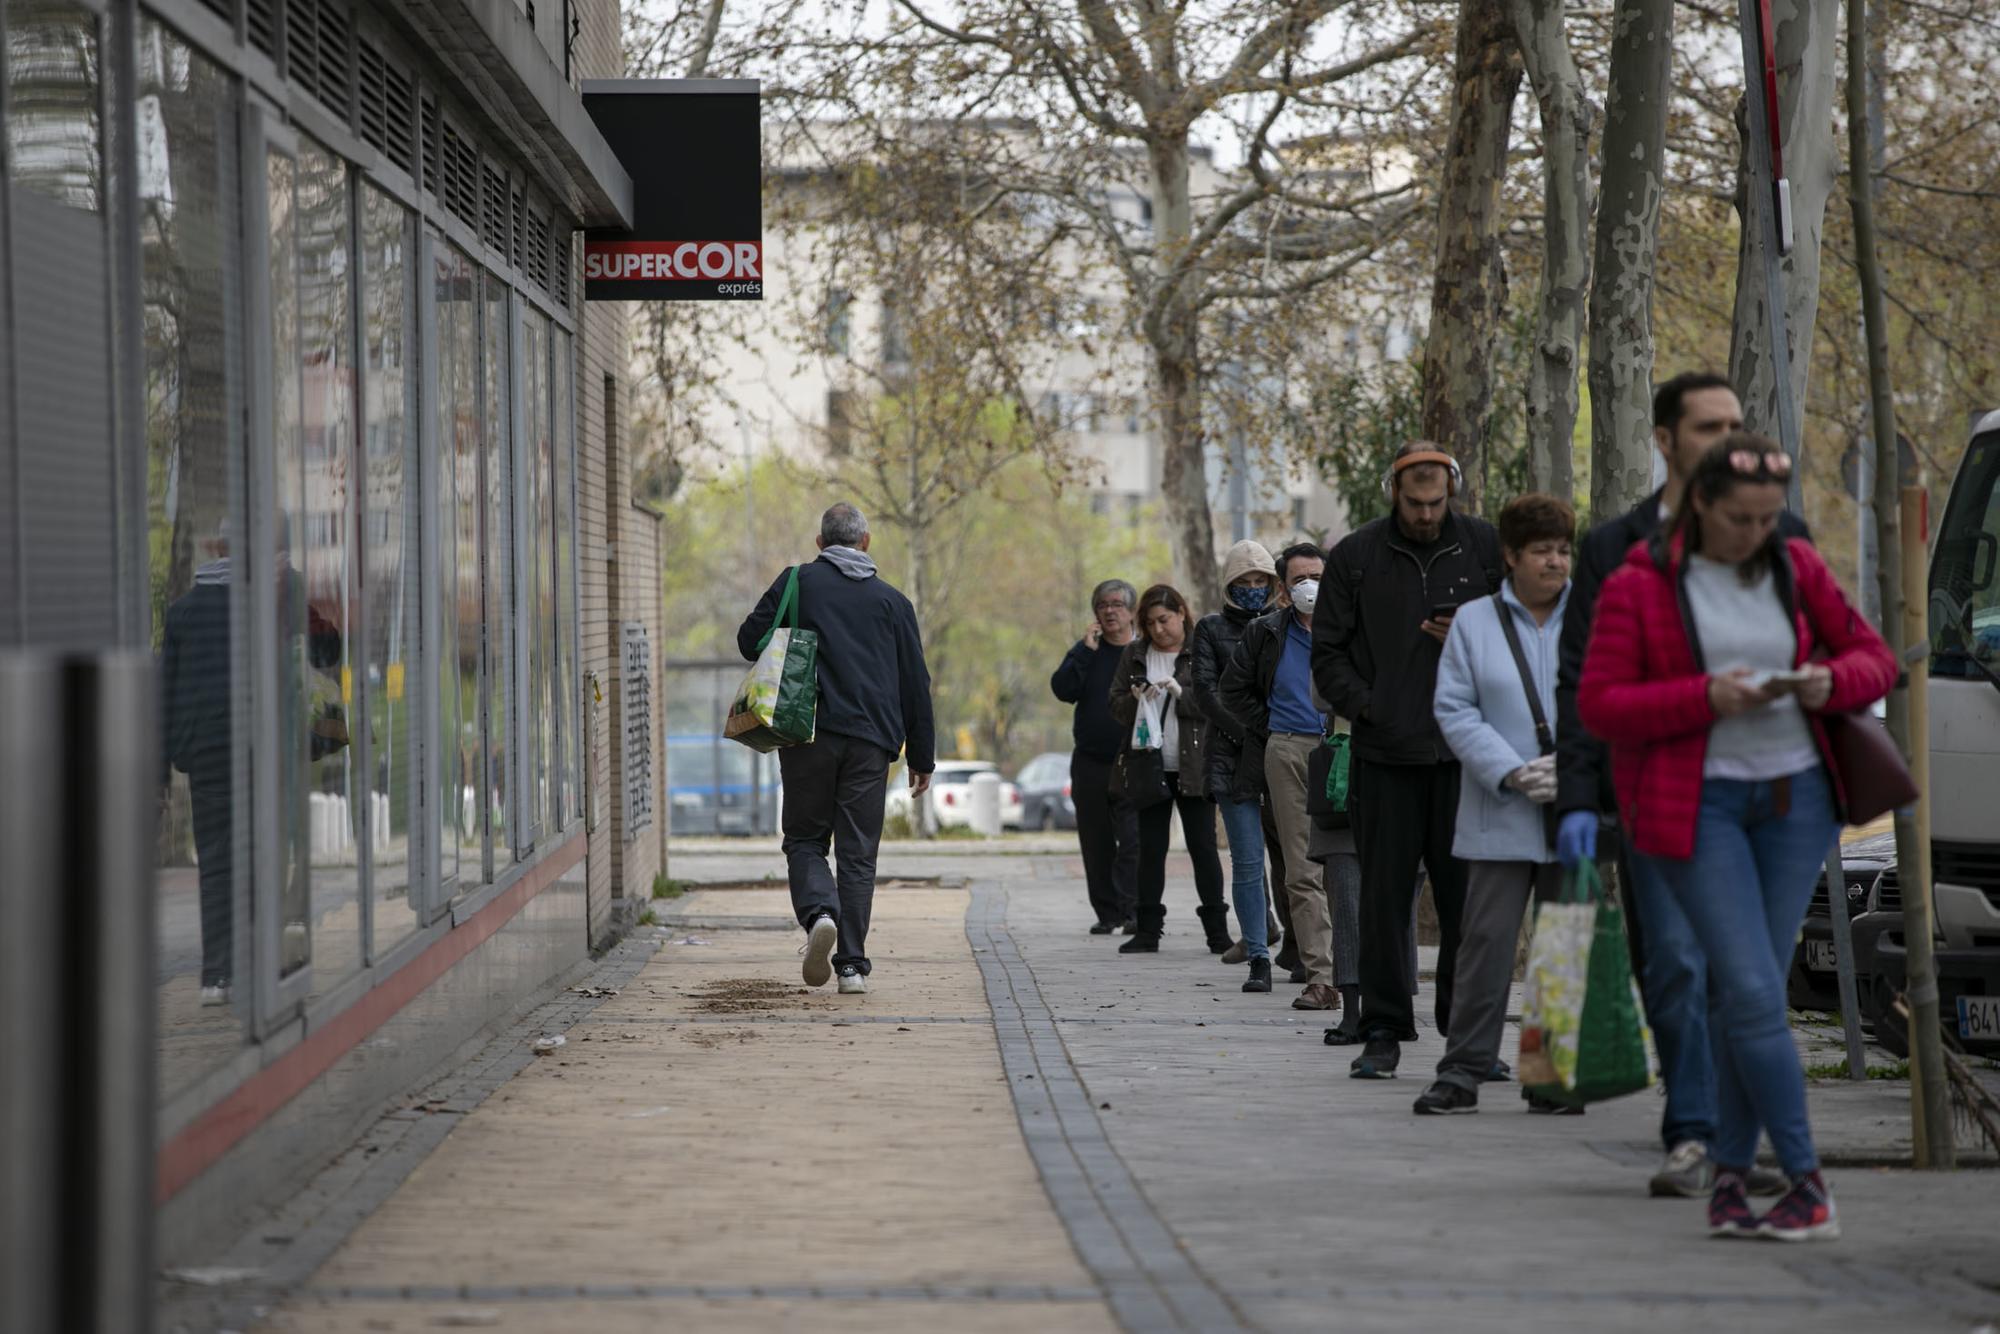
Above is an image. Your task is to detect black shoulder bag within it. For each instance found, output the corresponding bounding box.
[1492,592,1559,852]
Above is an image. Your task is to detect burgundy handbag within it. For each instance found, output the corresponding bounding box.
[1819,710,1918,825]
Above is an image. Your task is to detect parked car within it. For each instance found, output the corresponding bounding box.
[1013,751,1076,831]
[1788,829,1897,1015]
[1788,411,2000,1058]
[884,760,1024,831]
[667,734,779,836]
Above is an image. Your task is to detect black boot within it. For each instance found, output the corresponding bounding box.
[1118,934,1160,954]
[1197,904,1232,955]
[1242,958,1272,993]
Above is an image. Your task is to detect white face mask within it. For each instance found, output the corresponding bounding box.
[1289,579,1320,615]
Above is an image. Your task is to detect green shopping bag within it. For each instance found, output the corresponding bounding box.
[724,567,819,752]
[1520,860,1654,1107]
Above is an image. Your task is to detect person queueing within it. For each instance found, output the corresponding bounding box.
[1222,543,1342,1012]
[1306,695,1365,1041]
[1052,579,1142,934]
[1109,585,1229,954]
[736,503,935,995]
[1192,541,1284,992]
[1411,494,1575,1115]
[1554,372,1805,1197]
[1316,442,1503,1077]
[1581,434,1895,1241]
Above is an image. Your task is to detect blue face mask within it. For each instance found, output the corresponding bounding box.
[1228,584,1270,612]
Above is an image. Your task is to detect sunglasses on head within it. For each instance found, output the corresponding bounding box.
[1727,448,1793,480]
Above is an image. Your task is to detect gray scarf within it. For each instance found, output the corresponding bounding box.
[820,545,877,581]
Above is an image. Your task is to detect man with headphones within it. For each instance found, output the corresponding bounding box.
[1313,440,1504,1079]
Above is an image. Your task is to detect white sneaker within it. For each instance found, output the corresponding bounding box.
[837,967,868,995]
[801,915,839,988]
[200,984,230,1007]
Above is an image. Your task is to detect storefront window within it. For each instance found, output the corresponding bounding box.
[141,19,243,1100]
[521,306,553,845]
[435,244,482,889]
[482,271,512,866]
[274,136,362,992]
[552,327,578,828]
[361,184,420,949]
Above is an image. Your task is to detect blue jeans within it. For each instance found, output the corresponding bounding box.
[1217,797,1269,961]
[1631,765,1837,1177]
[1622,852,1718,1151]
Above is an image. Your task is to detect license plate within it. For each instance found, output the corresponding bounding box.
[1958,995,2000,1041]
[1804,940,1837,972]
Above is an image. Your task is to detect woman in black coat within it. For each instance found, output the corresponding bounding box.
[1109,584,1228,954]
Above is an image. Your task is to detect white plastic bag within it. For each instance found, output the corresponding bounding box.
[1131,689,1166,751]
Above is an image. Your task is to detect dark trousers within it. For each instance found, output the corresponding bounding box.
[1132,772,1226,938]
[190,774,234,987]
[1070,750,1137,925]
[1262,800,1292,942]
[1351,757,1469,1042]
[778,732,894,975]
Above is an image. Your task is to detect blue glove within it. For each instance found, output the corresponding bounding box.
[1556,811,1598,869]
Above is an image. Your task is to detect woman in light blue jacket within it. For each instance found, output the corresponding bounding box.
[1412,494,1576,1117]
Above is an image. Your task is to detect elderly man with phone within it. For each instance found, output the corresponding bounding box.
[1315,441,1504,1079]
[1053,579,1143,933]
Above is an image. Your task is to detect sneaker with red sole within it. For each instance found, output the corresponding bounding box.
[1707,1169,1758,1239]
[1758,1170,1839,1242]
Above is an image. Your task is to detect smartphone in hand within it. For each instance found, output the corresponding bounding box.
[1429,602,1460,623]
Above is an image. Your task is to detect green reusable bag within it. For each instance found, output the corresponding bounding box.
[724,567,819,752]
[1525,860,1654,1108]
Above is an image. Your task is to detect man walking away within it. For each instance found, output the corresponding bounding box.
[738,504,934,995]
[1222,542,1341,1012]
[1052,579,1141,933]
[1316,442,1503,1079]
[1554,373,1800,1195]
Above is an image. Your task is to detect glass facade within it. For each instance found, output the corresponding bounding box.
[2,2,596,1112]
[140,17,246,1100]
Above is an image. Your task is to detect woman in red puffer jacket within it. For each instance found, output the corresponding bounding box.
[1580,433,1896,1244]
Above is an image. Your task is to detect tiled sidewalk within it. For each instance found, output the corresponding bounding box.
[260,886,1117,1333]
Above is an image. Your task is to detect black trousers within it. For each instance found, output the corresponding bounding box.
[1133,772,1226,938]
[1261,798,1291,941]
[1070,750,1137,925]
[1350,757,1469,1042]
[190,773,234,988]
[778,732,894,975]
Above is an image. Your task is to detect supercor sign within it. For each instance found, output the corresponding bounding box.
[580,80,762,302]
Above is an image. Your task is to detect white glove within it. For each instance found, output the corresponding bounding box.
[1159,677,1182,699]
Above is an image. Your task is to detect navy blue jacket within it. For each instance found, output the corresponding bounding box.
[737,555,935,772]
[1050,637,1128,761]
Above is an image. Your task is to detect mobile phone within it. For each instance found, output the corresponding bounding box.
[1429,602,1460,622]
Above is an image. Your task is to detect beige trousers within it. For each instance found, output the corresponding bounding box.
[1265,733,1333,985]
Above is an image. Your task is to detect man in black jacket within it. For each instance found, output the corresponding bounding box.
[738,504,935,995]
[1051,579,1141,933]
[1555,372,1802,1195]
[1314,442,1503,1078]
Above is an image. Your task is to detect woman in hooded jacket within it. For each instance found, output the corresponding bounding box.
[1580,433,1896,1242]
[1191,541,1284,991]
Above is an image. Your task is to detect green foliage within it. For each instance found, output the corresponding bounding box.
[652,874,690,900]
[656,457,1170,772]
[1311,354,1425,530]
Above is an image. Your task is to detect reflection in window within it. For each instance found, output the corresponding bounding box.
[552,327,579,828]
[5,0,102,212]
[143,20,243,1101]
[521,307,554,845]
[1932,435,2000,676]
[274,137,362,991]
[435,245,483,889]
[482,272,512,865]
[362,185,420,950]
